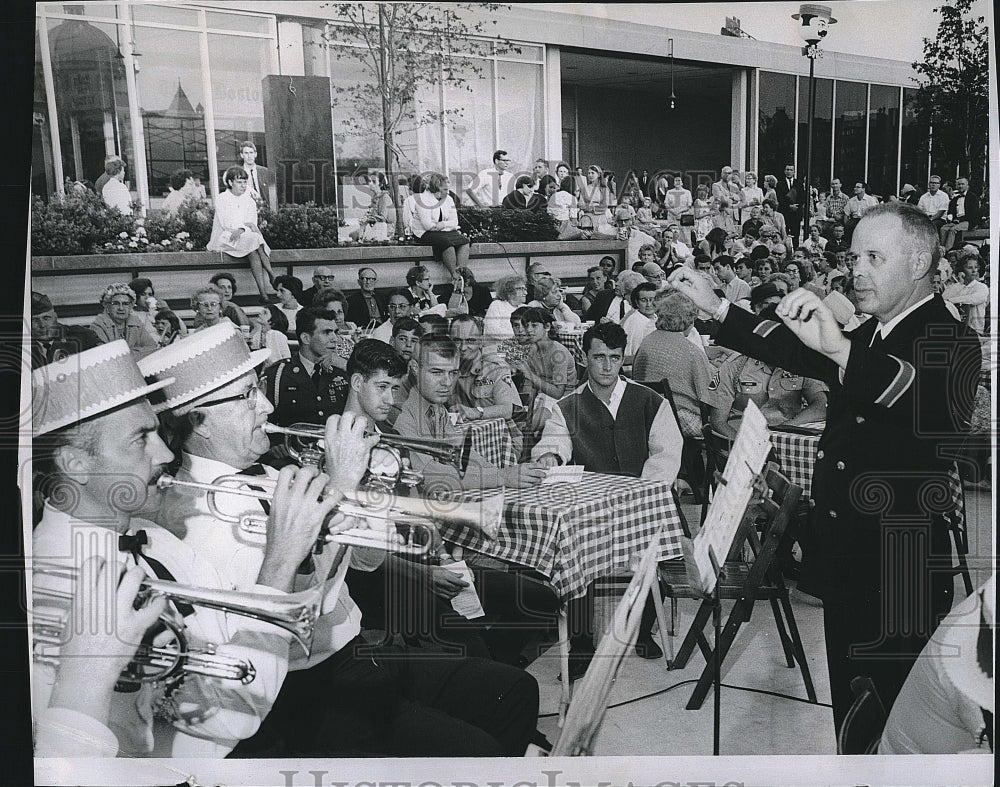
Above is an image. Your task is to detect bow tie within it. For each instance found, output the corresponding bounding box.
[119,530,148,560]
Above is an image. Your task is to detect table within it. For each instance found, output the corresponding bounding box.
[552,327,586,367]
[460,416,517,469]
[768,426,965,529]
[436,471,685,600]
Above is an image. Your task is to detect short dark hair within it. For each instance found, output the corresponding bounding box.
[449,313,481,333]
[515,174,534,190]
[714,255,735,270]
[629,282,658,307]
[415,333,459,364]
[388,288,415,305]
[510,306,530,324]
[128,277,154,299]
[493,149,508,164]
[169,168,193,191]
[273,274,303,300]
[296,306,337,340]
[693,254,713,267]
[154,308,181,334]
[239,140,257,153]
[406,265,429,287]
[521,306,553,327]
[313,287,347,309]
[392,317,423,339]
[417,313,449,335]
[583,322,627,354]
[347,339,407,380]
[210,271,237,293]
[262,304,288,334]
[223,165,248,186]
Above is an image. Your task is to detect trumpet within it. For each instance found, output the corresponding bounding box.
[263,422,473,488]
[32,565,323,688]
[157,473,502,544]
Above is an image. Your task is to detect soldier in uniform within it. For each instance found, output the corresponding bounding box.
[262,307,350,442]
[29,291,100,369]
[670,202,981,739]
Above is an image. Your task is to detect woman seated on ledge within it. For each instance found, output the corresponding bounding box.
[403,171,470,278]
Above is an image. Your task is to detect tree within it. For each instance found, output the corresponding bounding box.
[911,0,989,190]
[321,3,515,236]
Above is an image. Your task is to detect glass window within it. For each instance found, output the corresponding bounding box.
[833,80,867,190]
[757,72,796,184]
[900,87,927,191]
[33,32,57,200]
[867,84,900,199]
[501,43,543,62]
[133,24,207,200]
[443,58,494,194]
[132,4,199,27]
[496,60,543,181]
[205,11,271,35]
[796,77,833,191]
[43,3,118,20]
[208,33,275,184]
[46,16,136,195]
[328,43,383,170]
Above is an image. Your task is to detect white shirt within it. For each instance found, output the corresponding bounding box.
[531,378,683,484]
[371,318,394,343]
[469,168,513,207]
[102,177,133,215]
[547,190,575,221]
[917,190,950,218]
[942,280,989,335]
[874,293,936,341]
[621,309,655,359]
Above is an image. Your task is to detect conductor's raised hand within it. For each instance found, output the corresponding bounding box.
[667,266,722,314]
[775,289,851,366]
[323,412,380,498]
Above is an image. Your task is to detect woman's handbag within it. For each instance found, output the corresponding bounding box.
[680,213,695,227]
[577,212,595,230]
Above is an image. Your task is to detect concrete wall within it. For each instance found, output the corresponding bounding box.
[573,85,731,185]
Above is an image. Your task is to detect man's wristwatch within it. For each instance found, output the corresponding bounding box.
[475,406,485,417]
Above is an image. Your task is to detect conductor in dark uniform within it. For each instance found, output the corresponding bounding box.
[669,202,981,737]
[261,306,349,441]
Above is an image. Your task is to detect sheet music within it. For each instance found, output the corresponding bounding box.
[693,400,772,593]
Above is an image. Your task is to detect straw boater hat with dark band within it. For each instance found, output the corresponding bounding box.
[137,322,270,414]
[32,340,174,436]
[941,573,995,713]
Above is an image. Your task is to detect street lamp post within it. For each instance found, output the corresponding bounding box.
[792,4,836,238]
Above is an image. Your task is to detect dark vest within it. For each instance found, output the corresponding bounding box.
[558,382,662,476]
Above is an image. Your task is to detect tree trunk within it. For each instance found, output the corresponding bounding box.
[378,4,404,239]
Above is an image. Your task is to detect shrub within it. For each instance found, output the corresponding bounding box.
[30,190,137,255]
[259,201,340,249]
[173,196,214,250]
[457,207,559,243]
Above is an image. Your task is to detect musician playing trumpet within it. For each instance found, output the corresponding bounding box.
[145,322,540,757]
[30,339,335,758]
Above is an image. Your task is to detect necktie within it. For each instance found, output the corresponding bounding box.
[250,168,259,195]
[619,299,627,319]
[241,462,271,514]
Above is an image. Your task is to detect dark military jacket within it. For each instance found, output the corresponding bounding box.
[716,295,979,607]
[261,351,349,429]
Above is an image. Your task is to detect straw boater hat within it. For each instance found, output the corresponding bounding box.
[32,340,174,436]
[940,573,995,713]
[137,322,270,414]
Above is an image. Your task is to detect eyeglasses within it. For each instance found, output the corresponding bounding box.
[109,300,133,308]
[196,383,262,410]
[359,276,377,282]
[314,274,336,281]
[197,300,220,308]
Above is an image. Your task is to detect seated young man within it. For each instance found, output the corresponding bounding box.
[343,339,560,666]
[532,322,683,673]
[385,316,424,425]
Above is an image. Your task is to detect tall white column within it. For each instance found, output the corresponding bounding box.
[731,69,748,171]
[544,45,562,164]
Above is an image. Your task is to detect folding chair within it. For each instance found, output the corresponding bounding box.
[531,530,665,756]
[699,425,732,524]
[836,675,887,754]
[659,463,817,710]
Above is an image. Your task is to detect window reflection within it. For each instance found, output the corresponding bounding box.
[796,77,832,190]
[899,88,927,190]
[758,72,796,183]
[833,80,867,191]
[867,84,900,199]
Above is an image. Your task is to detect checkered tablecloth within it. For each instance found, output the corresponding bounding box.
[769,427,965,529]
[553,329,586,367]
[460,417,517,469]
[436,471,685,600]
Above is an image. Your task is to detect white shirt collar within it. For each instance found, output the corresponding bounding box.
[298,353,316,377]
[875,293,934,341]
[587,376,628,418]
[182,450,246,479]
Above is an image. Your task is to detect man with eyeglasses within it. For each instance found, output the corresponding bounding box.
[89,282,159,358]
[149,323,539,756]
[346,267,388,328]
[917,175,949,231]
[301,266,336,307]
[468,148,515,207]
[370,288,416,343]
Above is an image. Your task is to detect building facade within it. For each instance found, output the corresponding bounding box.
[32,1,933,215]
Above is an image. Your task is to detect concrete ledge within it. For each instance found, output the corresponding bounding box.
[32,239,628,320]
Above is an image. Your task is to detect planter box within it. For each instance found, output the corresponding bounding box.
[32,239,627,320]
